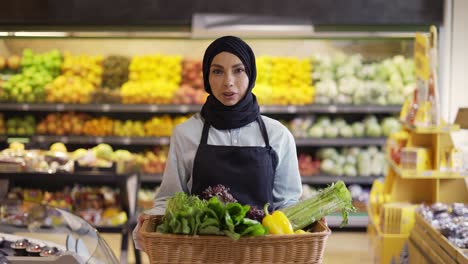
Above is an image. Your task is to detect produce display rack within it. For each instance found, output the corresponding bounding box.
[0,171,140,264]
[301,175,383,185]
[31,135,171,146]
[368,123,468,264]
[0,103,402,114]
[295,137,387,147]
[2,135,387,147]
[141,173,381,186]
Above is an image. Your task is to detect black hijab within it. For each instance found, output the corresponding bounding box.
[200,36,260,130]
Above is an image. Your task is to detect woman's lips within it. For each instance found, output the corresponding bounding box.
[222,92,236,99]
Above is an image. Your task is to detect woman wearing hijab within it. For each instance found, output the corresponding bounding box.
[133,36,302,250]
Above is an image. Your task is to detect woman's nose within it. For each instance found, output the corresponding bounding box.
[223,74,234,87]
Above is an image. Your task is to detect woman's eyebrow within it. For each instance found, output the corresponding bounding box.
[211,63,244,68]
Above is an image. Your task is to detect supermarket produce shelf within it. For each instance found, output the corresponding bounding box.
[0,171,135,184]
[325,212,368,228]
[260,104,402,114]
[295,137,387,147]
[31,135,171,145]
[141,173,164,183]
[141,173,381,185]
[301,175,382,185]
[0,103,401,114]
[28,135,385,147]
[0,103,202,113]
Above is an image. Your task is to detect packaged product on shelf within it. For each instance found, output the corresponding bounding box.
[400,147,432,171]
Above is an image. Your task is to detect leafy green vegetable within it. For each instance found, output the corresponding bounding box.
[156,192,266,240]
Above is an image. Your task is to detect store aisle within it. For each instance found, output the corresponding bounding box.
[100,231,373,264]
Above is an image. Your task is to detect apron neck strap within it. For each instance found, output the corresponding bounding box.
[200,117,270,147]
[256,116,270,147]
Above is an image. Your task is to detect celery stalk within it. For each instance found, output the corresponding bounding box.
[280,181,355,230]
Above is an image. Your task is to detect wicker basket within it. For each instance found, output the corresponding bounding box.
[140,215,331,264]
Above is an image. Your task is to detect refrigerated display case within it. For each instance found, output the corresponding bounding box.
[0,200,119,263]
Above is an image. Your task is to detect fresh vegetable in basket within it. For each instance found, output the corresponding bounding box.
[262,203,294,235]
[280,180,355,230]
[156,192,267,240]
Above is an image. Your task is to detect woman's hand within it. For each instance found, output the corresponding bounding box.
[132,213,151,251]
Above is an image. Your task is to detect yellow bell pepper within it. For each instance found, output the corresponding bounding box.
[294,229,309,234]
[262,203,294,235]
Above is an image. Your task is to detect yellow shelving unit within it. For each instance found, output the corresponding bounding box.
[368,122,468,263]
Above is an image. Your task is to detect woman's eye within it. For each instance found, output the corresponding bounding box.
[212,69,222,75]
[234,68,245,74]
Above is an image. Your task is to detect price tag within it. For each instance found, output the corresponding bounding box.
[150,105,159,112]
[102,104,110,112]
[287,106,297,113]
[60,136,68,143]
[37,136,45,142]
[96,137,104,144]
[328,105,337,113]
[123,137,131,145]
[160,137,170,145]
[56,104,65,111]
[179,105,189,113]
[21,104,30,111]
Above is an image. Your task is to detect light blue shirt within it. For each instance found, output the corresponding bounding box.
[145,113,302,215]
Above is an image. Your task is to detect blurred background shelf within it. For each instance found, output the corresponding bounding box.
[31,135,170,145]
[0,103,401,114]
[295,138,387,147]
[301,175,382,185]
[140,173,381,186]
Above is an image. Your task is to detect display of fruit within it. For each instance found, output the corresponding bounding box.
[102,55,130,89]
[21,49,62,77]
[138,187,159,210]
[49,142,68,153]
[6,115,36,136]
[316,146,386,177]
[2,68,52,103]
[0,113,5,134]
[7,185,126,226]
[141,146,169,174]
[45,75,95,103]
[298,153,321,176]
[91,87,121,103]
[0,54,22,72]
[82,117,114,136]
[418,203,468,249]
[121,54,182,104]
[36,112,90,136]
[0,56,6,71]
[144,115,174,137]
[288,115,401,139]
[313,54,415,105]
[114,120,146,137]
[181,59,203,89]
[172,84,208,104]
[1,49,62,103]
[120,80,179,104]
[254,56,314,105]
[61,52,103,88]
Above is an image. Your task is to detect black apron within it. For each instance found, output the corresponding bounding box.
[191,117,278,208]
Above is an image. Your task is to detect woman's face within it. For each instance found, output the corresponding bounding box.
[209,52,249,106]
